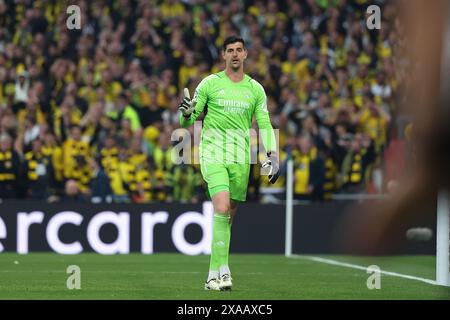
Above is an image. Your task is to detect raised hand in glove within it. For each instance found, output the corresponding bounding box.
[178,88,195,118]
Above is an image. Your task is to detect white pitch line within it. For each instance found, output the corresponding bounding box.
[291,255,440,286]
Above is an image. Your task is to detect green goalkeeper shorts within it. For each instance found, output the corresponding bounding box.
[200,161,251,202]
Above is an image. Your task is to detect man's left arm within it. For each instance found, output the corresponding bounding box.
[254,83,279,183]
[254,83,277,153]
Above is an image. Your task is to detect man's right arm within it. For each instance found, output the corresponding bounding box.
[179,76,212,128]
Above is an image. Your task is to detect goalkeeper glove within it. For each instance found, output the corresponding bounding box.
[262,152,280,184]
[179,88,195,118]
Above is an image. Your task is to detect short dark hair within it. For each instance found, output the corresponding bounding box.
[222,36,245,51]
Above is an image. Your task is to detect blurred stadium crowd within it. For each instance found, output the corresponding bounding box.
[0,0,400,203]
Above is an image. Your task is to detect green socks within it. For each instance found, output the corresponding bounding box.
[209,213,231,273]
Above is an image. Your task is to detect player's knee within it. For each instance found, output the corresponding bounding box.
[215,203,230,214]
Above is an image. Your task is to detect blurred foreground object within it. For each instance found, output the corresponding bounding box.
[336,0,450,254]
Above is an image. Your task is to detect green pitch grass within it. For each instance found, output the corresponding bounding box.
[0,253,449,299]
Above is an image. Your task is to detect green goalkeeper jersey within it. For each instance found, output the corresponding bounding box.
[180,71,277,164]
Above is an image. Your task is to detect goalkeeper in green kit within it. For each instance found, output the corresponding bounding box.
[178,36,279,291]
